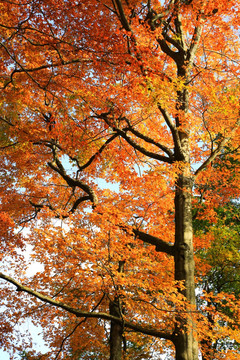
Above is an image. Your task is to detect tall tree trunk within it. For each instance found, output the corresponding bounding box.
[109,260,125,360]
[173,173,199,360]
[171,24,200,353]
[109,299,124,360]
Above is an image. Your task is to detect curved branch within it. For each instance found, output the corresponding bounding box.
[164,33,185,53]
[48,160,98,206]
[195,119,240,176]
[55,320,86,360]
[119,130,173,163]
[158,38,180,63]
[98,114,173,163]
[124,119,174,160]
[0,142,18,150]
[55,293,105,359]
[0,272,173,341]
[30,195,91,218]
[78,133,119,171]
[68,196,92,213]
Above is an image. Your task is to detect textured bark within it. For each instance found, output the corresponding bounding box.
[173,174,198,360]
[109,260,125,360]
[109,299,124,360]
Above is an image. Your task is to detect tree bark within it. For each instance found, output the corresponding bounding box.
[173,174,199,360]
[109,260,125,360]
[109,299,124,360]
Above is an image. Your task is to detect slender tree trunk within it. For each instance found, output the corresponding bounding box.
[173,173,199,360]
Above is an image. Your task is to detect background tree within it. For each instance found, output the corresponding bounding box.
[0,1,240,359]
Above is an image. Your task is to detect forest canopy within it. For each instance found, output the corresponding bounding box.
[0,1,240,359]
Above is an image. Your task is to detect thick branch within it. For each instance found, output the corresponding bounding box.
[158,106,185,160]
[133,229,174,256]
[124,119,174,160]
[158,38,181,63]
[118,130,173,163]
[100,116,173,163]
[164,33,185,53]
[68,196,91,213]
[174,9,186,52]
[48,160,98,206]
[186,21,203,69]
[0,272,173,341]
[112,0,131,31]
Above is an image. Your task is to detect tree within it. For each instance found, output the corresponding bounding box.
[0,0,240,359]
[194,201,240,360]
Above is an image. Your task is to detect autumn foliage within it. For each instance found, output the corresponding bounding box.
[0,0,240,359]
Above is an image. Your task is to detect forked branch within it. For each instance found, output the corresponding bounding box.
[195,119,240,176]
[100,114,173,164]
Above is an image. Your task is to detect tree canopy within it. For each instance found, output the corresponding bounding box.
[0,1,240,359]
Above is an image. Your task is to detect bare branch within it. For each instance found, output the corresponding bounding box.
[55,293,105,359]
[0,142,18,150]
[158,38,180,63]
[29,195,91,218]
[174,9,186,52]
[164,33,185,53]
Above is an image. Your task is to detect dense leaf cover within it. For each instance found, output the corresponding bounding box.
[0,1,240,359]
